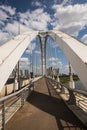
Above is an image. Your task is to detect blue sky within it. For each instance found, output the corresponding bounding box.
[0,0,87,74]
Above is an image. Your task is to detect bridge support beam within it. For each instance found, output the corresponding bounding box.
[49,30,87,91]
[44,35,48,75]
[0,30,87,92]
[0,31,38,91]
[38,35,43,75]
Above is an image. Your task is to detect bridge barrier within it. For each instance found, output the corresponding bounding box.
[45,76,87,127]
[0,76,42,130]
[0,79,29,97]
[0,78,42,98]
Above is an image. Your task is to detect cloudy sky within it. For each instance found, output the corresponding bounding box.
[0,0,87,74]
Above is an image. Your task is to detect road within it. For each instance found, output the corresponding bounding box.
[6,78,86,130]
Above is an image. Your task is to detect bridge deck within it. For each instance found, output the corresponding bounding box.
[6,78,85,130]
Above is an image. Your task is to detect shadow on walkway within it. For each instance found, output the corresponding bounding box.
[27,90,85,130]
[6,78,86,130]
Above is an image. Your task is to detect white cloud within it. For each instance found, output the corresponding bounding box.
[25,42,36,54]
[60,64,76,75]
[52,4,87,36]
[19,57,30,69]
[0,31,10,45]
[29,42,36,50]
[31,1,46,8]
[5,20,31,36]
[19,57,29,64]
[54,0,58,4]
[1,1,87,55]
[0,5,51,45]
[25,49,31,54]
[49,57,58,61]
[53,44,59,48]
[51,62,56,66]
[35,50,41,54]
[1,5,16,15]
[19,8,51,31]
[61,0,72,6]
[0,5,17,44]
[5,21,19,36]
[18,23,32,34]
[60,64,69,74]
[0,10,8,20]
[0,5,16,20]
[81,34,87,44]
[58,61,63,68]
[32,1,42,7]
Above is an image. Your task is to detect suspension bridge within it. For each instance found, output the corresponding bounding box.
[0,30,87,130]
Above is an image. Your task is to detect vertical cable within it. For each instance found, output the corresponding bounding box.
[50,38,53,68]
[44,35,48,75]
[55,46,58,68]
[38,35,43,75]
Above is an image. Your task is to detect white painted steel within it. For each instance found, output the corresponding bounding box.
[0,31,38,91]
[0,30,87,91]
[48,30,87,90]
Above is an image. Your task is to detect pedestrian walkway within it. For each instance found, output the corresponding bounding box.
[6,78,85,130]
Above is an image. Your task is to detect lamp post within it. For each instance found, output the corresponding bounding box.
[6,16,20,35]
[54,46,60,82]
[7,16,21,90]
[35,53,37,77]
[0,16,21,91]
[29,42,34,78]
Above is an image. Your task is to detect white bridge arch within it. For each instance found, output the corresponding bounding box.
[0,30,87,91]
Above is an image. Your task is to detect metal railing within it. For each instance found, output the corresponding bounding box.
[45,76,87,112]
[0,77,42,130]
[45,76,87,127]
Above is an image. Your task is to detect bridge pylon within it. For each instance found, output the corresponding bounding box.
[38,32,49,75]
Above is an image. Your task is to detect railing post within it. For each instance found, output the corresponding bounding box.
[57,75,60,82]
[60,85,65,94]
[32,83,34,91]
[5,85,7,96]
[2,101,5,130]
[21,91,24,107]
[67,90,76,105]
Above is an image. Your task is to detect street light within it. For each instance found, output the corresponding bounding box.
[30,43,34,78]
[6,16,20,35]
[0,16,21,90]
[54,45,60,82]
[6,16,21,90]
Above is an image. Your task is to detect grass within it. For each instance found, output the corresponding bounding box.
[59,75,79,84]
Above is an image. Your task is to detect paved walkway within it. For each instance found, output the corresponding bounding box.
[6,78,86,130]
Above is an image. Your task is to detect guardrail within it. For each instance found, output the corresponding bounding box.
[0,77,42,130]
[0,79,31,97]
[46,76,87,96]
[45,76,87,126]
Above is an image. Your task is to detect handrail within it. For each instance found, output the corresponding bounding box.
[0,76,43,103]
[45,76,87,97]
[0,76,43,130]
[45,76,87,126]
[0,84,29,102]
